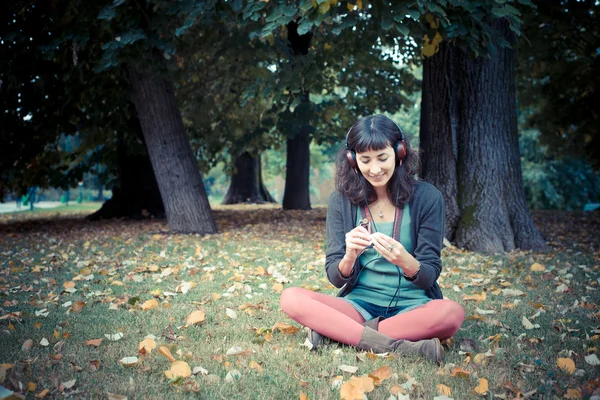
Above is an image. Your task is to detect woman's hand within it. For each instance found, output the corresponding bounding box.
[370,232,405,266]
[345,226,372,260]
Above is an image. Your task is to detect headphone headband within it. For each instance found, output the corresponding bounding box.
[345,119,407,173]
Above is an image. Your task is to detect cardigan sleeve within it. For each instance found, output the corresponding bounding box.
[325,192,355,288]
[408,185,444,290]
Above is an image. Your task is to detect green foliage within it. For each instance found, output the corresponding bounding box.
[520,129,600,210]
[516,0,600,167]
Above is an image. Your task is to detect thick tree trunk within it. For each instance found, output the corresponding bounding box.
[87,130,164,221]
[420,43,460,241]
[222,152,275,204]
[282,21,313,211]
[420,21,546,252]
[128,65,216,234]
[283,115,311,210]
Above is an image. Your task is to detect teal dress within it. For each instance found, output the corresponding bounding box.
[344,203,431,320]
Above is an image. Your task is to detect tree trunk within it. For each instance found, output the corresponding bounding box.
[87,130,164,221]
[282,21,313,211]
[420,43,460,241]
[222,152,276,204]
[283,115,311,210]
[420,21,546,252]
[128,65,216,234]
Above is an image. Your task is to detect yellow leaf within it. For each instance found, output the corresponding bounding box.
[474,378,489,395]
[530,262,546,272]
[107,393,128,400]
[346,2,354,11]
[158,345,176,363]
[473,353,487,365]
[340,380,365,400]
[557,358,576,374]
[318,2,330,14]
[357,0,362,9]
[139,338,157,355]
[564,388,582,399]
[63,281,76,289]
[324,43,332,50]
[463,291,486,302]
[185,309,205,327]
[34,322,41,329]
[118,357,138,367]
[27,382,37,392]
[141,299,158,311]
[437,384,452,396]
[249,360,263,372]
[8,322,14,331]
[111,280,125,286]
[299,392,309,400]
[164,360,192,380]
[35,388,50,398]
[272,283,284,293]
[368,366,392,385]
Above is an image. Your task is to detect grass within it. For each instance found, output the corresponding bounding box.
[0,206,599,399]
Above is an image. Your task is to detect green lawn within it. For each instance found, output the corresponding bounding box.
[0,206,598,399]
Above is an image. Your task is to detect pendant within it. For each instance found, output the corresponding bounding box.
[379,210,384,218]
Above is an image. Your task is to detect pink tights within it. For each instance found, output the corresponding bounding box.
[280,287,465,346]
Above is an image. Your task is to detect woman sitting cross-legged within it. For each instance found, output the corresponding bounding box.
[280,114,465,363]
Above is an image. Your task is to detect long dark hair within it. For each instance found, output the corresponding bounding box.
[335,114,421,206]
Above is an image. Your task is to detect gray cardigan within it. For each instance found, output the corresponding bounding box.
[325,181,444,300]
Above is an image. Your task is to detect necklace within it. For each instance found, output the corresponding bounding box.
[375,200,390,219]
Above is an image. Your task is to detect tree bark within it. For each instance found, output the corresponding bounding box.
[420,43,460,241]
[282,21,313,211]
[420,21,546,252]
[87,130,164,221]
[283,113,312,210]
[128,65,216,234]
[222,152,276,204]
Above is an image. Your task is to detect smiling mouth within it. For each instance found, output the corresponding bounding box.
[369,174,385,178]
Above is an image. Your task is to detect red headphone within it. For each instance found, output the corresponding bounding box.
[345,122,407,173]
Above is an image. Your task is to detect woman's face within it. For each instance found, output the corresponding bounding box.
[355,146,396,189]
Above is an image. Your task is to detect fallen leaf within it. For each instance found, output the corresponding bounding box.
[272,283,283,293]
[107,393,128,400]
[22,339,33,350]
[192,366,208,375]
[141,299,158,311]
[473,378,488,395]
[118,357,138,367]
[450,367,470,378]
[39,338,49,347]
[557,358,576,374]
[299,392,308,400]
[158,345,176,362]
[63,281,76,289]
[502,289,525,297]
[522,316,540,330]
[340,376,375,400]
[272,322,300,335]
[27,382,36,392]
[530,263,546,272]
[585,354,600,366]
[463,292,486,302]
[62,379,76,389]
[139,338,157,355]
[564,388,582,399]
[437,384,452,396]
[71,300,86,312]
[164,360,192,380]
[368,366,392,385]
[104,332,124,341]
[338,365,359,373]
[225,308,237,319]
[224,369,241,383]
[85,338,102,347]
[185,310,205,327]
[35,389,50,398]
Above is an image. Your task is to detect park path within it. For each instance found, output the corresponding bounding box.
[0,201,63,214]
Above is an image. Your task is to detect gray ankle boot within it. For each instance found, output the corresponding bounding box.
[361,316,385,330]
[307,329,323,350]
[357,327,445,363]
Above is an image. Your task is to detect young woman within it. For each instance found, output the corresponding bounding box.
[280,114,464,363]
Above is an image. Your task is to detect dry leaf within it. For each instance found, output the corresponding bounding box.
[502,289,525,297]
[85,338,102,347]
[164,361,192,380]
[107,393,128,400]
[272,322,300,335]
[27,382,36,392]
[557,358,576,374]
[340,376,375,400]
[63,281,76,289]
[564,388,582,399]
[39,338,49,347]
[368,366,392,385]
[473,378,488,395]
[437,384,452,396]
[158,346,176,362]
[139,338,157,355]
[185,310,205,327]
[225,308,238,319]
[35,388,50,398]
[71,300,86,312]
[104,332,124,341]
[22,339,33,350]
[141,299,158,311]
[224,370,241,383]
[272,283,284,293]
[118,357,138,367]
[299,392,308,400]
[249,360,263,372]
[530,263,546,272]
[450,367,470,378]
[62,379,76,389]
[463,292,486,302]
[522,316,540,330]
[584,354,600,366]
[338,365,359,373]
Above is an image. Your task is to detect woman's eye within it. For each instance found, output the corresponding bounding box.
[379,158,389,162]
